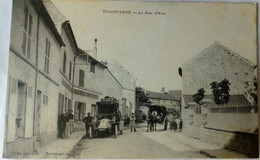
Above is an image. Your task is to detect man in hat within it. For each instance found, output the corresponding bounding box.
[115,106,123,134]
[83,112,94,136]
[58,111,68,139]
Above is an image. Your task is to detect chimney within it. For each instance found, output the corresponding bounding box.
[93,38,97,59]
[161,87,165,94]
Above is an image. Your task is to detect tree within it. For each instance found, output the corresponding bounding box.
[192,88,205,104]
[245,76,257,104]
[136,87,149,106]
[210,78,231,105]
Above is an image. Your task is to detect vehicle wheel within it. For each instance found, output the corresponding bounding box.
[114,125,118,138]
[89,127,92,139]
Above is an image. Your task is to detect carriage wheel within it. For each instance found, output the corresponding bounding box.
[88,127,92,139]
[114,125,118,138]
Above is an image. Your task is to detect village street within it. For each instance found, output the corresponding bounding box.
[68,125,208,159]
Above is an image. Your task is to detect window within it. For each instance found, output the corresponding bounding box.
[63,52,66,73]
[90,62,95,73]
[43,94,48,105]
[79,69,85,87]
[44,38,51,74]
[69,62,72,80]
[22,7,32,59]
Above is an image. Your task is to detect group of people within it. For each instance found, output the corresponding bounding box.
[169,118,183,132]
[58,110,74,139]
[82,107,137,137]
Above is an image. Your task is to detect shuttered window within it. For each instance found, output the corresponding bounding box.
[69,62,72,80]
[79,69,84,87]
[22,8,32,59]
[63,52,66,73]
[44,38,51,74]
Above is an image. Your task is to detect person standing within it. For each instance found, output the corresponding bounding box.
[64,111,70,139]
[130,113,137,132]
[68,110,74,134]
[164,116,169,131]
[83,112,93,136]
[115,106,123,134]
[179,119,183,132]
[58,112,67,139]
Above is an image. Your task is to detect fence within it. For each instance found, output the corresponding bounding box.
[210,105,257,113]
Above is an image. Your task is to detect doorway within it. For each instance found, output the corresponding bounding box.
[74,102,86,122]
[36,90,42,142]
[16,81,27,138]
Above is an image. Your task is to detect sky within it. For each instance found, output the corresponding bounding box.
[52,0,257,92]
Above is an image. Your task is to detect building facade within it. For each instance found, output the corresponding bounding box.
[4,0,64,156]
[146,90,180,113]
[178,42,258,157]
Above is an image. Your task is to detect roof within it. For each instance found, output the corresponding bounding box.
[78,48,107,69]
[169,90,182,100]
[183,94,252,108]
[43,0,79,53]
[146,91,179,101]
[30,0,65,47]
[62,21,79,53]
[42,0,68,33]
[180,42,256,73]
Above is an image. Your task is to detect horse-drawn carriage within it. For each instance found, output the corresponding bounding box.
[87,96,123,138]
[146,105,167,132]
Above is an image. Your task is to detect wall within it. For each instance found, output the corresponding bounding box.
[4,1,39,156]
[181,42,255,96]
[206,112,258,133]
[74,56,104,95]
[103,69,123,105]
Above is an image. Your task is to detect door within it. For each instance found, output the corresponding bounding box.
[16,81,27,138]
[91,104,96,117]
[36,90,42,142]
[74,102,78,122]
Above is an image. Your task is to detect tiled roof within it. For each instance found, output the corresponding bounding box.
[183,94,252,107]
[146,91,178,101]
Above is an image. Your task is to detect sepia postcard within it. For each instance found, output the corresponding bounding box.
[2,0,259,159]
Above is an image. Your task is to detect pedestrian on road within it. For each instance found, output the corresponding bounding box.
[58,111,67,139]
[174,120,178,132]
[68,110,74,134]
[64,111,70,139]
[175,118,180,132]
[179,119,183,132]
[83,112,93,136]
[164,116,168,131]
[130,112,137,132]
[115,106,123,134]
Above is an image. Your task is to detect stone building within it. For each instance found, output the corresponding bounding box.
[146,90,180,113]
[73,48,107,121]
[178,42,258,157]
[4,0,64,156]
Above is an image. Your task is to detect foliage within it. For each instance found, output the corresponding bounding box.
[192,88,205,104]
[210,78,231,105]
[245,76,257,104]
[136,87,149,106]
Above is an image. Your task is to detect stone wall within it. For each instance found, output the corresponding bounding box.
[181,42,255,96]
